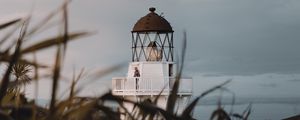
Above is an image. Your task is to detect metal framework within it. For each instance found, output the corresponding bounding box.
[131,31,174,62]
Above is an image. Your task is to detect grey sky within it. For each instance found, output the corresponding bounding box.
[1,0,300,103]
[181,0,300,75]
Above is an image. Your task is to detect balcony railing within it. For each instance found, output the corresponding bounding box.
[112,77,192,96]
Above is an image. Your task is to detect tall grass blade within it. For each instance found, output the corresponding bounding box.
[21,32,91,54]
[231,113,243,119]
[25,0,71,39]
[0,40,21,104]
[153,84,167,104]
[0,18,22,30]
[96,105,121,120]
[33,53,38,120]
[181,97,199,119]
[166,31,187,113]
[0,57,47,68]
[69,68,84,100]
[181,80,231,119]
[48,2,71,114]
[243,103,251,120]
[0,24,21,47]
[49,45,62,117]
[210,107,231,120]
[0,21,28,104]
[219,87,235,114]
[118,101,135,120]
[62,0,69,55]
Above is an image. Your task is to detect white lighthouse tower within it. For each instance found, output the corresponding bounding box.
[112,7,192,118]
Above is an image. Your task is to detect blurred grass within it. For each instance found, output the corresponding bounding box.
[0,1,251,120]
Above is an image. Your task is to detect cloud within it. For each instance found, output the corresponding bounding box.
[181,0,300,75]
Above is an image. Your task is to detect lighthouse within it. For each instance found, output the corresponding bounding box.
[112,7,192,118]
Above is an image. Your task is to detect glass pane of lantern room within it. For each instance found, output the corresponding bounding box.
[168,33,173,46]
[132,32,137,46]
[137,33,145,47]
[137,47,147,61]
[158,33,166,46]
[148,32,157,42]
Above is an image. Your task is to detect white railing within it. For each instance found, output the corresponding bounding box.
[112,77,192,96]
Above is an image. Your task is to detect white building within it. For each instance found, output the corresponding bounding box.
[111,7,193,118]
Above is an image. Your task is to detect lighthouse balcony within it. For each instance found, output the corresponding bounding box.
[112,77,192,96]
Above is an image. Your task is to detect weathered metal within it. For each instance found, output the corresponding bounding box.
[131,8,174,62]
[132,7,173,32]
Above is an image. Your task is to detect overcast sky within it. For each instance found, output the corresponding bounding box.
[1,0,300,103]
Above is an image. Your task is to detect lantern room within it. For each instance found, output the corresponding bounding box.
[131,7,174,62]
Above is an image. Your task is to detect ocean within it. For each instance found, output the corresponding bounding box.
[194,103,300,120]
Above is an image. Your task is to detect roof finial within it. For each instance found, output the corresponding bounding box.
[149,7,156,12]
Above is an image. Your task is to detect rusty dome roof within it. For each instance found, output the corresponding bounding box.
[132,7,173,32]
